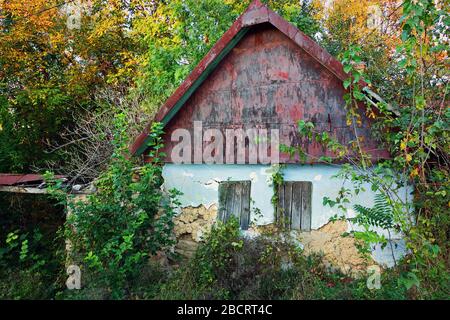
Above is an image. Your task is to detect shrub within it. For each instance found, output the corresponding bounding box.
[0,193,66,299]
[48,115,181,299]
[158,217,415,300]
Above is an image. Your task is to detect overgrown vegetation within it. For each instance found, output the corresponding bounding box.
[0,193,66,299]
[0,0,448,300]
[45,115,181,299]
[279,0,449,299]
[159,217,412,300]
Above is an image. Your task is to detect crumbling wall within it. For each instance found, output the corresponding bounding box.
[172,204,370,275]
[297,220,371,275]
[248,220,370,275]
[163,164,409,271]
[173,205,218,258]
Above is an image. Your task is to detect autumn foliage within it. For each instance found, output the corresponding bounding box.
[0,0,448,299]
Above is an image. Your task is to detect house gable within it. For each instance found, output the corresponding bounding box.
[131,0,389,163]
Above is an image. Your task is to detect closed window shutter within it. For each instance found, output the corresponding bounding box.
[276,181,312,231]
[218,181,251,230]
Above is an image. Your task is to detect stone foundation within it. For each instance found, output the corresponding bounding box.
[297,220,371,275]
[249,220,370,275]
[172,205,371,275]
[173,205,218,258]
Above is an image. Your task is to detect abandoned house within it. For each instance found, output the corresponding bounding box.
[131,0,410,273]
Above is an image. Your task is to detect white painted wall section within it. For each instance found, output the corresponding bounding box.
[162,163,412,265]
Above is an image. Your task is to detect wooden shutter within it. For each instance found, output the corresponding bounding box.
[218,181,251,230]
[276,181,312,231]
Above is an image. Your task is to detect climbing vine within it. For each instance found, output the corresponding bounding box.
[281,0,449,296]
[268,164,285,227]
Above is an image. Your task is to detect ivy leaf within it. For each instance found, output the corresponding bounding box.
[353,91,365,100]
[343,78,351,89]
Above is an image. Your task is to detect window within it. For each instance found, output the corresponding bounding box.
[218,181,251,230]
[276,181,312,231]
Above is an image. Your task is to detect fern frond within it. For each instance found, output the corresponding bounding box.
[352,193,394,229]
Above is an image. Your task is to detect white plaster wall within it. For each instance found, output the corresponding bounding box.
[162,163,412,265]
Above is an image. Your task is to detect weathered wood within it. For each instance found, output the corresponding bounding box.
[218,183,228,222]
[153,25,391,164]
[218,181,251,230]
[291,182,302,230]
[300,182,312,231]
[284,182,293,229]
[301,182,312,231]
[276,181,312,231]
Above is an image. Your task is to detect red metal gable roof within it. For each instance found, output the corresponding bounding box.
[130,0,352,156]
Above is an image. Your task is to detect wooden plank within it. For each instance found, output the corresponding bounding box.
[227,182,236,222]
[240,181,251,230]
[218,181,251,230]
[230,182,240,220]
[290,182,302,230]
[218,182,229,222]
[276,181,312,231]
[284,182,293,229]
[0,186,93,195]
[277,182,290,228]
[276,182,284,225]
[300,182,312,231]
[0,186,48,194]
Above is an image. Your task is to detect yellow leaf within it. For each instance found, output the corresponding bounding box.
[400,140,407,151]
[406,154,412,162]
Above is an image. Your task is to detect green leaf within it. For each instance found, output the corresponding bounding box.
[398,272,420,290]
[343,78,351,89]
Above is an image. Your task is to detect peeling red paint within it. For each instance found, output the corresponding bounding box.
[132,0,390,163]
[155,26,388,163]
[276,71,289,80]
[289,104,303,121]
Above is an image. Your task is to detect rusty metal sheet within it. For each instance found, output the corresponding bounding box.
[157,26,389,164]
[0,174,65,186]
[130,0,376,157]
